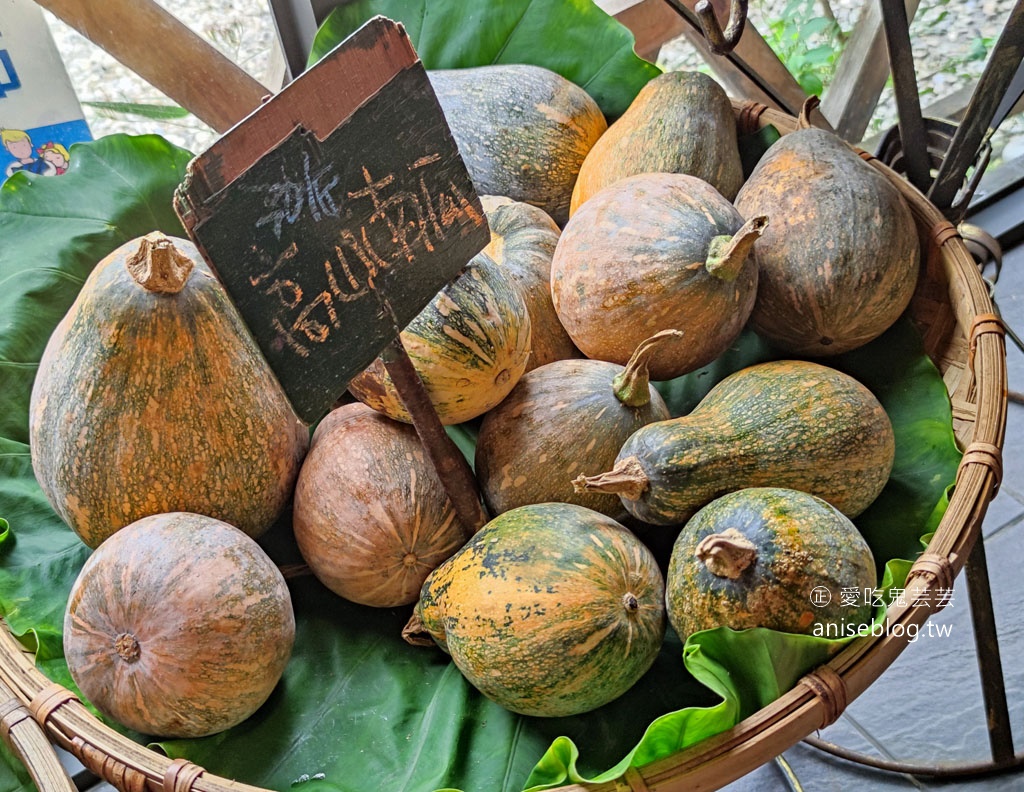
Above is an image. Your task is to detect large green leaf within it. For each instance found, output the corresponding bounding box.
[307,0,661,118]
[0,134,192,444]
[0,136,963,792]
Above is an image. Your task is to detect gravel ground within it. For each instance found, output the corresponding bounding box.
[42,0,1024,163]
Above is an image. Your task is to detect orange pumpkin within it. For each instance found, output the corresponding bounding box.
[29,233,309,548]
[63,511,295,738]
[293,403,466,607]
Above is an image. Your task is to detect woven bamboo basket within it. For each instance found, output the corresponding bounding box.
[0,100,1009,792]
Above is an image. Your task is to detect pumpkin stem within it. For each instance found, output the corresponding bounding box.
[705,215,769,282]
[126,231,194,294]
[695,528,758,579]
[612,329,684,407]
[798,95,822,130]
[622,592,640,612]
[572,456,649,502]
[401,611,439,648]
[114,632,141,663]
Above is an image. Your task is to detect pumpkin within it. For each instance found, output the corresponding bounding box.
[575,360,895,524]
[480,195,578,371]
[475,330,676,518]
[348,251,531,425]
[666,488,876,641]
[63,511,295,738]
[551,173,767,380]
[29,232,309,548]
[734,99,920,356]
[430,65,608,225]
[293,402,467,608]
[570,70,744,214]
[404,502,665,717]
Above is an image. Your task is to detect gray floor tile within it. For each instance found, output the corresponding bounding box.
[980,485,1024,539]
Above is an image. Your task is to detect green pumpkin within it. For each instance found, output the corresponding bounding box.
[666,487,876,642]
[576,360,894,524]
[405,502,666,717]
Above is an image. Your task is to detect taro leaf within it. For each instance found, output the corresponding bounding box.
[0,134,192,444]
[832,321,963,570]
[307,0,661,118]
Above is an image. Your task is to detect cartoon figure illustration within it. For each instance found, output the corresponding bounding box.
[2,128,56,177]
[37,141,70,174]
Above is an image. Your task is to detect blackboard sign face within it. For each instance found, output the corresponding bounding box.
[174,18,488,423]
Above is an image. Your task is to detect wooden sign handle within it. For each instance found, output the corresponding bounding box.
[381,339,489,538]
[36,0,268,132]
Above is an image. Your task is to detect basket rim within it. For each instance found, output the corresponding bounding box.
[0,101,1009,792]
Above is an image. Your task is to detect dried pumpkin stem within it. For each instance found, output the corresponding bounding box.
[705,215,769,282]
[612,329,685,407]
[695,528,758,579]
[401,611,438,648]
[126,231,194,294]
[114,632,141,663]
[572,456,649,502]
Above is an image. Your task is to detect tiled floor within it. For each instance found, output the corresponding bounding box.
[724,239,1024,790]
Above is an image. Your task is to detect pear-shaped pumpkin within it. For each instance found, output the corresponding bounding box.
[734,101,920,355]
[30,232,309,548]
[570,70,744,213]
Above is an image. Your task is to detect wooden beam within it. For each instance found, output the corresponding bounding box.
[35,0,269,133]
[820,0,922,143]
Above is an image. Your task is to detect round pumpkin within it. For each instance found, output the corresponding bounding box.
[734,109,920,356]
[293,402,466,607]
[480,195,578,371]
[475,331,675,517]
[430,65,608,225]
[348,251,531,425]
[405,502,665,717]
[551,173,766,381]
[666,488,876,642]
[63,511,295,738]
[29,232,309,548]
[570,70,744,213]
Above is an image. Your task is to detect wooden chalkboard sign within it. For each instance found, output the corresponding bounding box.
[173,16,489,425]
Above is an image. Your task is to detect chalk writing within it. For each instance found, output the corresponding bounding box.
[250,150,340,239]
[249,152,482,359]
[176,52,489,423]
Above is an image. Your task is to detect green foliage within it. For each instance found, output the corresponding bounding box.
[307,0,661,118]
[762,0,846,96]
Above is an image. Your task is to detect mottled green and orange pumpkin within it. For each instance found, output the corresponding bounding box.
[734,100,920,356]
[480,195,578,371]
[63,511,295,738]
[430,64,608,226]
[570,70,744,213]
[404,502,665,717]
[348,251,531,425]
[576,360,894,524]
[29,232,309,548]
[293,402,467,607]
[551,173,767,380]
[666,488,876,641]
[475,331,676,517]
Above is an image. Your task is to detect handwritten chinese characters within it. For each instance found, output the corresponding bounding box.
[177,60,489,423]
